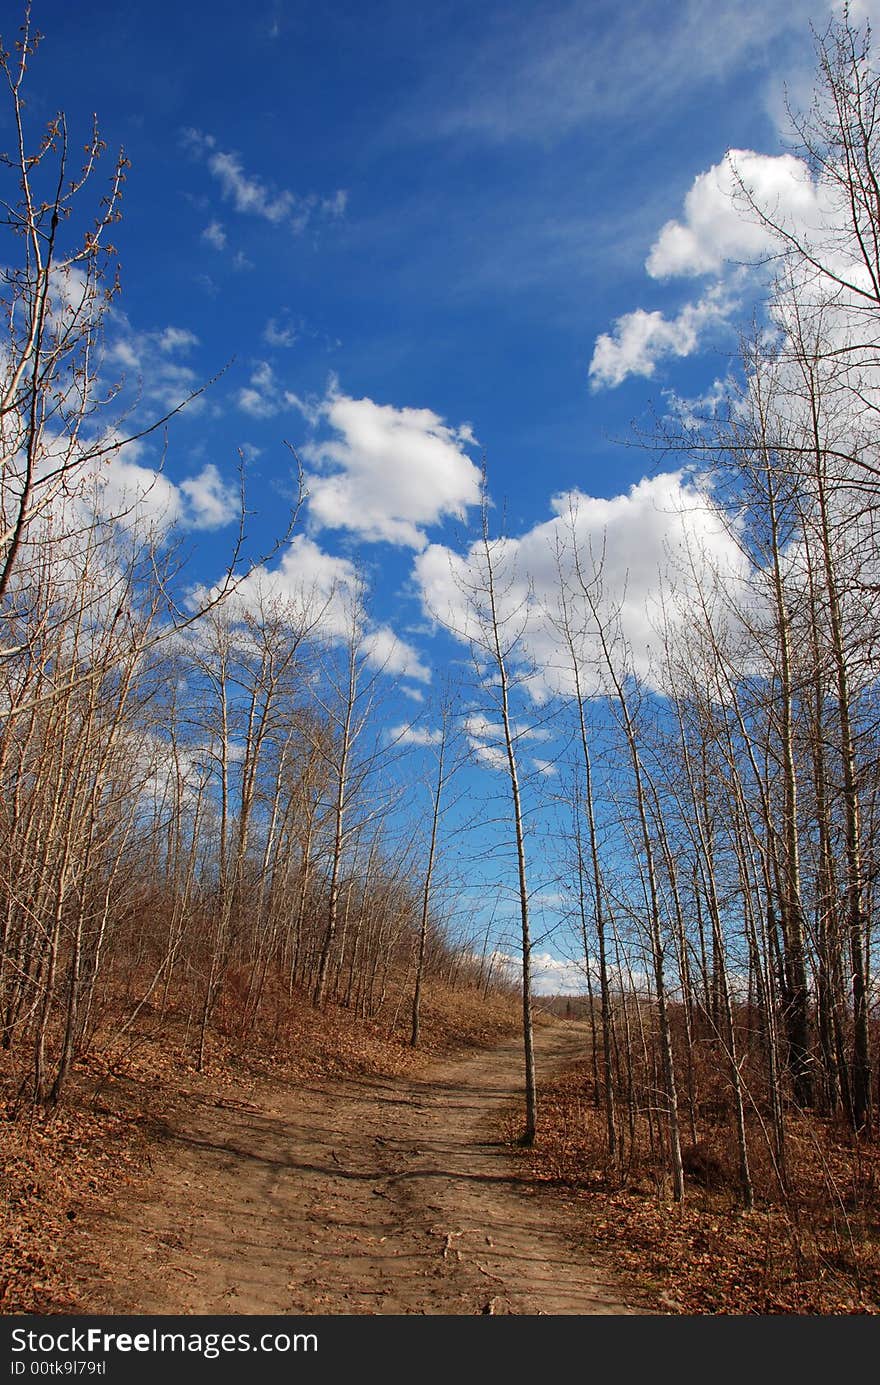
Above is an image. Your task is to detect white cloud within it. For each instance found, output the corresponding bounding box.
[217,534,361,632]
[236,361,309,419]
[460,711,549,771]
[462,713,507,770]
[530,952,588,995]
[92,448,182,532]
[462,712,498,742]
[237,365,277,418]
[532,758,556,777]
[263,316,297,348]
[84,442,237,536]
[157,326,199,354]
[301,385,482,548]
[463,712,547,744]
[472,741,509,771]
[207,148,295,225]
[234,377,479,556]
[489,949,587,996]
[389,724,444,746]
[624,133,880,452]
[104,321,202,412]
[199,535,429,682]
[322,189,348,218]
[832,1,874,26]
[415,471,749,697]
[202,220,227,251]
[360,624,431,683]
[2,395,239,556]
[179,463,239,530]
[183,128,347,237]
[589,284,735,389]
[589,147,852,391]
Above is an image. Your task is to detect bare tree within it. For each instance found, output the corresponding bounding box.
[409,682,466,1048]
[428,487,539,1144]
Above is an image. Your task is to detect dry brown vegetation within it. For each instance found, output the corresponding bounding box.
[516,1036,880,1315]
[0,970,522,1315]
[3,6,880,1320]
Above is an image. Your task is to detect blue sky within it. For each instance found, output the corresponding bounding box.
[7,0,863,990]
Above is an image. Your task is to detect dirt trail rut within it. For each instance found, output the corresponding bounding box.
[71,1021,637,1315]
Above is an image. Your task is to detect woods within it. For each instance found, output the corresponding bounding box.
[0,14,478,1113]
[1,5,879,1315]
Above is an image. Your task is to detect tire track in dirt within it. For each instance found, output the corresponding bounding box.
[69,1020,639,1315]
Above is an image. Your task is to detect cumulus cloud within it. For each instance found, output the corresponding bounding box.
[300,385,482,548]
[588,147,849,390]
[414,471,749,698]
[589,285,736,389]
[179,463,239,530]
[646,149,826,280]
[360,624,431,683]
[234,376,481,546]
[200,535,430,684]
[215,534,362,632]
[88,444,238,536]
[91,448,183,533]
[489,950,587,996]
[389,724,444,746]
[14,425,237,545]
[624,137,880,443]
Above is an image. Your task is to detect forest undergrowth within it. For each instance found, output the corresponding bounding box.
[517,1046,880,1314]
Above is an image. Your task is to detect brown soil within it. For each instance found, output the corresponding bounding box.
[65,1020,642,1315]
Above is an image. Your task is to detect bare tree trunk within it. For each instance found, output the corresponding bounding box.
[412,717,449,1047]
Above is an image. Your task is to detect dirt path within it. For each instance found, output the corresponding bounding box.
[69,1021,638,1315]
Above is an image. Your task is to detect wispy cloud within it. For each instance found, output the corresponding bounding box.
[235,360,312,419]
[201,220,227,251]
[182,128,347,236]
[104,320,203,412]
[263,315,298,348]
[396,0,817,148]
